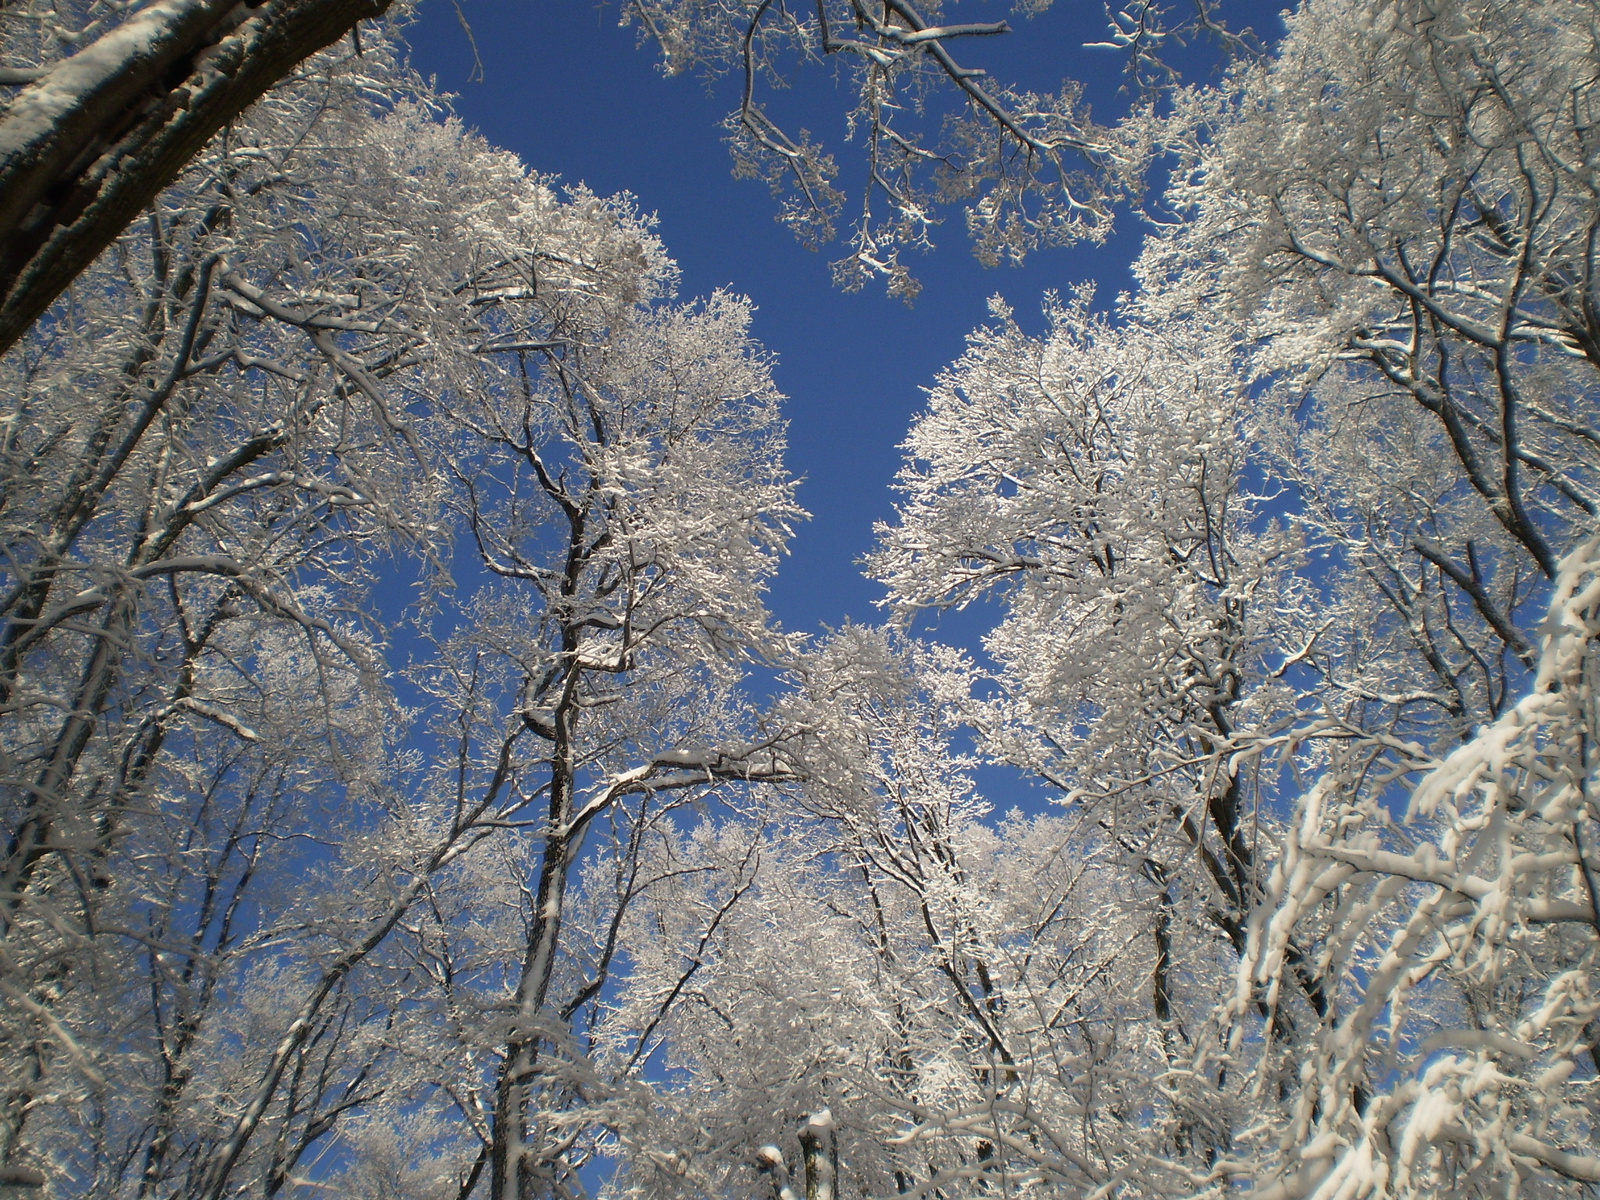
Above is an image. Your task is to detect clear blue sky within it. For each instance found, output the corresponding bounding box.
[405,0,1287,642]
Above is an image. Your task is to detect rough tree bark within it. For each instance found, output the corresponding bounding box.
[0,0,390,355]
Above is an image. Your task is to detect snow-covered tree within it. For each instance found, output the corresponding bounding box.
[431,285,802,1200]
[845,0,1600,1194]
[577,626,1232,1199]
[1133,0,1600,1191]
[584,4,1594,1200]
[1216,543,1600,1197]
[0,22,803,1196]
[871,290,1308,989]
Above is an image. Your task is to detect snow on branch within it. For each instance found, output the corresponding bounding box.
[1217,539,1600,1199]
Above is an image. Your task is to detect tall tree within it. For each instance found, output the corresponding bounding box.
[1136,0,1600,1190]
[603,1,1600,1195]
[0,22,804,1195]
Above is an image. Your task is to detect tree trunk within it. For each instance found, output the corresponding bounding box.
[0,0,390,355]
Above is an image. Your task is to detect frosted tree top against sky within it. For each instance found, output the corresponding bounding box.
[404,0,1288,636]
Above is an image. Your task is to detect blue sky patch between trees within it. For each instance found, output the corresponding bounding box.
[405,0,1288,638]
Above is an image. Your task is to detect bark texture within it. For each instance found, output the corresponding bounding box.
[0,0,390,355]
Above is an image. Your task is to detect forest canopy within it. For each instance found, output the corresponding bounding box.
[0,1,1597,1199]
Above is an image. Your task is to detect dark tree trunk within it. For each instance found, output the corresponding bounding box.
[0,0,390,355]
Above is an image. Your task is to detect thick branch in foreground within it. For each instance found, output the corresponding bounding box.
[0,0,391,356]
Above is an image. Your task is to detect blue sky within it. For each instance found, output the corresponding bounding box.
[405,0,1287,641]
